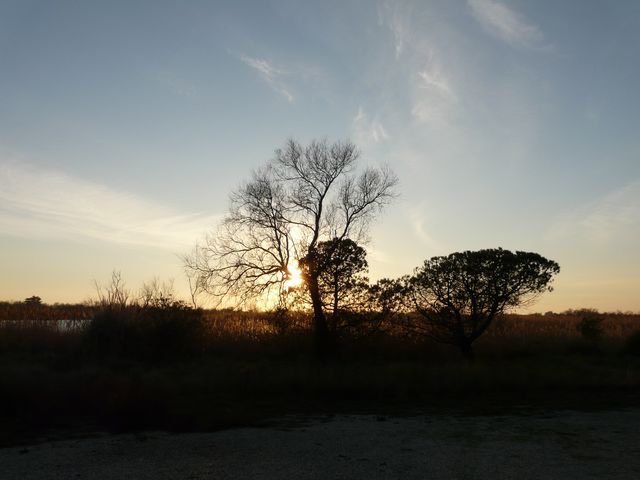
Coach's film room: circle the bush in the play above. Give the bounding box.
[575,309,604,341]
[83,303,206,361]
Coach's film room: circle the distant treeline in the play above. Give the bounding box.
[0,301,98,321]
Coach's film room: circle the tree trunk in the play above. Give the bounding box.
[331,273,339,334]
[307,274,331,359]
[460,339,475,364]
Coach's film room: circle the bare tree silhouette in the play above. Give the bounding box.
[185,138,397,356]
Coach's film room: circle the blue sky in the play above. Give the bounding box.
[1,0,639,311]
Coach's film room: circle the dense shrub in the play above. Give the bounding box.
[575,309,604,341]
[83,303,206,361]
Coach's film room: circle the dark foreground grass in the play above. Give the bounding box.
[1,352,639,447]
[1,308,639,446]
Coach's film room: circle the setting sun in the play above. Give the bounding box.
[284,260,303,290]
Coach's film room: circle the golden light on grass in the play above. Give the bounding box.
[284,260,303,291]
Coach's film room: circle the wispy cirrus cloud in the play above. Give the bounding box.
[239,55,294,102]
[377,3,461,126]
[417,68,457,101]
[468,0,546,49]
[546,180,640,244]
[352,107,389,147]
[411,53,459,125]
[406,203,445,252]
[0,160,220,250]
[377,1,409,59]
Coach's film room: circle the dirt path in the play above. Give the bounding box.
[2,408,639,479]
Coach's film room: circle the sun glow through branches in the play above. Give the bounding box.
[284,260,303,291]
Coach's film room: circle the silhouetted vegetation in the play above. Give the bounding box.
[625,330,640,356]
[24,295,42,306]
[1,251,638,446]
[406,249,560,360]
[83,304,206,362]
[575,308,605,342]
[1,290,639,446]
[0,300,96,322]
[185,138,398,358]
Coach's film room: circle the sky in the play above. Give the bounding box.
[1,0,639,312]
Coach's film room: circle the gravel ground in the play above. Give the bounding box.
[2,408,639,479]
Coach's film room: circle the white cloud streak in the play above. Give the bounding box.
[0,161,220,250]
[411,54,458,125]
[468,0,545,49]
[417,68,457,101]
[546,180,640,244]
[239,55,294,102]
[375,3,463,128]
[378,1,408,59]
[352,107,389,147]
[407,204,444,252]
